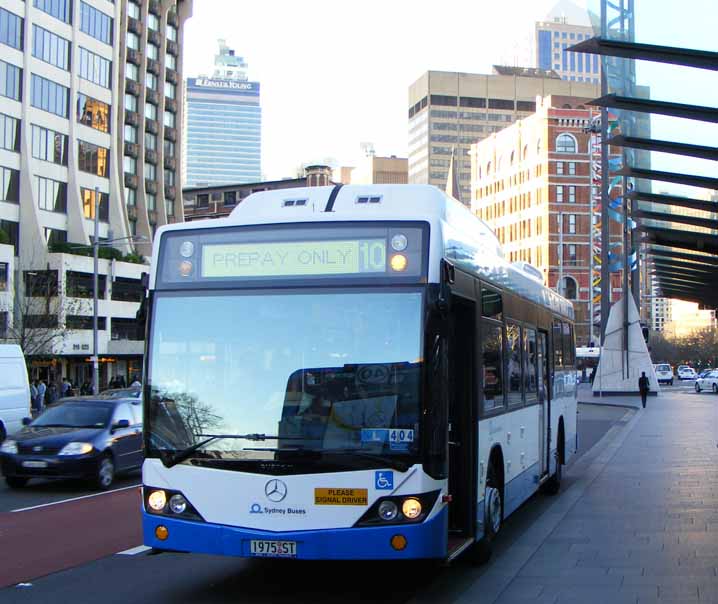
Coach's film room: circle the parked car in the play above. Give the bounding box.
[695,370,718,394]
[654,364,674,386]
[698,368,714,379]
[0,397,142,490]
[99,388,142,400]
[677,367,697,380]
[0,345,31,443]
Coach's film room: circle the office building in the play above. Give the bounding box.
[408,68,598,203]
[185,40,261,187]
[470,95,623,345]
[535,0,600,83]
[340,155,408,185]
[0,0,192,384]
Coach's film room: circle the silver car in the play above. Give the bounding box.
[695,370,718,393]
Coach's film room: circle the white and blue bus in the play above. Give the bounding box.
[141,184,577,562]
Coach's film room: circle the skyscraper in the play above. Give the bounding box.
[535,0,600,83]
[185,40,261,187]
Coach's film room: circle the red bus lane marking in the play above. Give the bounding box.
[0,487,142,588]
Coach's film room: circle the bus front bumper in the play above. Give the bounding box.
[143,507,448,560]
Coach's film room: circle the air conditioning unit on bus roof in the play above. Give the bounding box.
[512,261,544,283]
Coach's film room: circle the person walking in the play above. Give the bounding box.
[37,379,47,413]
[30,380,39,417]
[638,371,650,409]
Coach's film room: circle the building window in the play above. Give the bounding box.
[0,60,22,101]
[124,124,137,143]
[31,74,69,117]
[556,186,564,202]
[164,140,175,157]
[556,133,578,153]
[0,7,23,50]
[0,166,20,203]
[163,111,175,128]
[166,54,176,70]
[147,13,159,31]
[567,214,576,234]
[81,187,109,221]
[66,315,106,330]
[164,81,175,99]
[36,176,67,212]
[146,192,156,210]
[223,191,237,206]
[31,125,67,164]
[126,62,138,81]
[568,185,576,203]
[144,132,157,150]
[144,103,157,120]
[561,276,578,300]
[33,0,71,23]
[166,24,177,42]
[125,187,136,206]
[146,43,158,60]
[78,140,109,178]
[0,262,7,291]
[66,271,106,299]
[556,161,564,175]
[164,169,174,186]
[32,25,70,71]
[124,92,137,112]
[111,276,143,302]
[0,219,19,254]
[127,2,140,19]
[0,113,20,152]
[145,72,157,91]
[126,31,139,50]
[123,155,136,175]
[568,161,576,175]
[565,244,577,266]
[165,200,174,217]
[196,194,209,209]
[128,219,137,236]
[76,93,111,133]
[79,1,113,45]
[144,162,156,180]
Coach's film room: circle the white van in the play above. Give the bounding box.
[0,345,31,441]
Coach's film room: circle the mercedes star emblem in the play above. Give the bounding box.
[265,479,288,503]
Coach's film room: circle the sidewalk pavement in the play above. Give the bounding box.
[418,386,718,603]
[578,383,643,409]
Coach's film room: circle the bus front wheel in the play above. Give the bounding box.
[469,462,503,564]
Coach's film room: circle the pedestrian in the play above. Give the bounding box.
[37,379,47,413]
[589,366,597,385]
[46,382,58,406]
[61,377,71,397]
[638,371,650,409]
[130,375,141,388]
[30,380,39,416]
[81,380,91,395]
[118,375,126,388]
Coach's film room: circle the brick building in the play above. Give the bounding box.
[471,95,624,345]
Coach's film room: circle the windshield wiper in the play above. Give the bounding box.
[160,433,304,468]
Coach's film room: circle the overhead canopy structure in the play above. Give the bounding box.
[571,29,718,311]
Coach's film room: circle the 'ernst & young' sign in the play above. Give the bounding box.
[188,78,259,94]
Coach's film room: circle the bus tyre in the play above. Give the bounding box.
[469,464,503,564]
[543,451,562,495]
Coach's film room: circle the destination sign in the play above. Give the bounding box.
[201,239,387,278]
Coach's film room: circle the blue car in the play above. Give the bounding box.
[0,397,142,490]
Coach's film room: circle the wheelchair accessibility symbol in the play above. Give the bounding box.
[375,471,393,490]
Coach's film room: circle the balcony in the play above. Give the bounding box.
[146,58,160,75]
[124,110,139,126]
[164,156,176,170]
[123,141,138,158]
[145,119,159,134]
[124,173,138,189]
[165,68,178,85]
[126,48,141,66]
[127,16,143,35]
[125,79,140,96]
[147,29,161,46]
[145,149,158,164]
[165,185,176,200]
[148,0,161,16]
[165,98,177,113]
[166,40,179,56]
[145,180,158,195]
[167,11,179,27]
[146,89,159,105]
[164,126,176,142]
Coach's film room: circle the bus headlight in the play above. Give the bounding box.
[378,500,398,521]
[148,489,167,511]
[169,494,187,514]
[402,498,422,519]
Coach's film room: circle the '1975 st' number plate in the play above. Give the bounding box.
[249,540,297,557]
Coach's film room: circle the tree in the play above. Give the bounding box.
[649,327,718,368]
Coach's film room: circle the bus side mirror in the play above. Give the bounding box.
[437,260,455,314]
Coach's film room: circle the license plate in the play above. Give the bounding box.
[22,460,48,468]
[249,540,297,557]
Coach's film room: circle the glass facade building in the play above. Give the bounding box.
[185,78,261,187]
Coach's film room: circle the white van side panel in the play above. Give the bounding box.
[0,348,31,437]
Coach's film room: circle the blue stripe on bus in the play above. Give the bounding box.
[143,506,448,560]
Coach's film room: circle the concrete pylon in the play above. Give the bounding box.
[593,295,659,396]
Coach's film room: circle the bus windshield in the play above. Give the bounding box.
[146,289,423,468]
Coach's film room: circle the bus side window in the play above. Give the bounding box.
[481,286,502,321]
[524,327,538,404]
[552,319,563,369]
[481,321,504,413]
[563,322,575,366]
[506,322,522,407]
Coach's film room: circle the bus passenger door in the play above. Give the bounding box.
[537,331,549,477]
[447,295,477,539]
